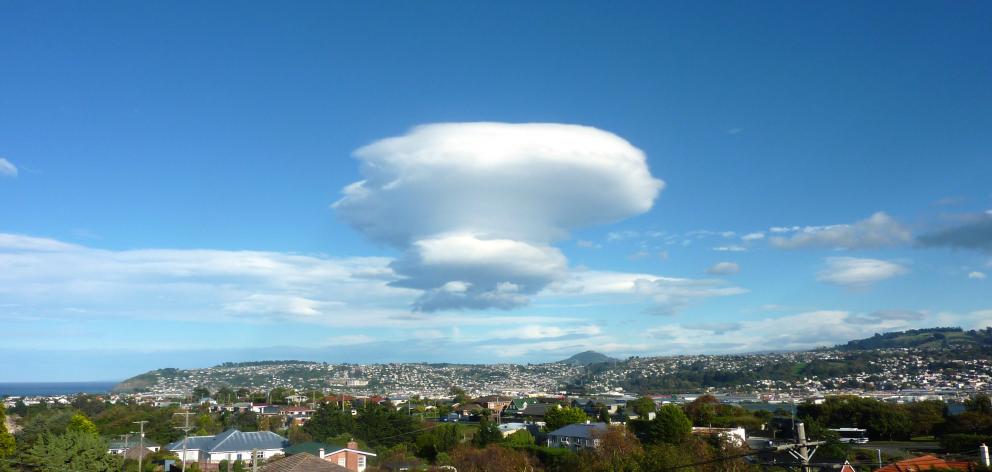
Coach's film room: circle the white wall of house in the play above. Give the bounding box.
[207,449,283,463]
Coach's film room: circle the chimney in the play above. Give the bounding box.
[347,440,358,450]
[981,443,990,467]
[318,448,325,459]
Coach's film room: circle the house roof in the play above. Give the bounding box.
[520,404,556,416]
[167,429,288,453]
[122,447,155,461]
[109,439,160,449]
[547,422,609,439]
[876,455,975,472]
[260,453,349,472]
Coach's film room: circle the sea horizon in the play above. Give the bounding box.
[0,381,120,397]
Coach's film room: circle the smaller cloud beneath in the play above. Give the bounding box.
[682,322,742,334]
[607,230,641,242]
[576,239,601,249]
[817,257,908,288]
[846,309,927,324]
[917,214,992,253]
[933,196,965,206]
[969,271,987,280]
[0,158,17,177]
[770,212,911,250]
[706,262,740,275]
[741,232,765,242]
[713,245,747,252]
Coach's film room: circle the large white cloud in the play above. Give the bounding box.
[334,122,664,311]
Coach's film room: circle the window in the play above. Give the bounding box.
[338,457,346,466]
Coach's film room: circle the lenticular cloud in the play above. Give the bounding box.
[334,122,664,311]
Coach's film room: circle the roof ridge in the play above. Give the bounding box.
[208,428,241,452]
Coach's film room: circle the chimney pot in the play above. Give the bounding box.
[318,448,325,459]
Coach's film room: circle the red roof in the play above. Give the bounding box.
[876,455,975,472]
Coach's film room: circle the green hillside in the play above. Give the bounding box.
[838,327,992,351]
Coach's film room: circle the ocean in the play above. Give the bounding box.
[0,381,118,397]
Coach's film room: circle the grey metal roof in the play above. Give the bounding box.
[547,422,608,439]
[167,429,288,453]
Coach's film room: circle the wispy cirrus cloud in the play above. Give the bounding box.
[548,269,746,315]
[0,158,17,177]
[816,257,908,287]
[333,122,664,311]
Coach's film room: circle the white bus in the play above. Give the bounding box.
[830,428,869,444]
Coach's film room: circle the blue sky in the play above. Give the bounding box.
[1,1,991,381]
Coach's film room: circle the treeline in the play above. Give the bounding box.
[798,394,992,452]
[840,327,992,351]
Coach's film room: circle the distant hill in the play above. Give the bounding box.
[837,327,992,351]
[561,351,619,365]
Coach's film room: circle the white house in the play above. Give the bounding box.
[166,429,288,464]
[547,422,608,451]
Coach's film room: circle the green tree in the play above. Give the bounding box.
[0,404,15,464]
[587,425,643,472]
[268,387,294,405]
[544,406,589,432]
[67,413,99,435]
[353,402,419,448]
[191,387,211,402]
[472,419,502,447]
[303,403,355,442]
[415,423,461,461]
[966,394,992,415]
[218,459,230,472]
[287,423,312,445]
[598,406,612,424]
[16,408,75,447]
[505,429,535,447]
[449,386,469,405]
[906,400,947,437]
[629,397,657,417]
[683,395,719,426]
[231,459,246,472]
[22,431,122,472]
[215,386,236,404]
[638,404,692,445]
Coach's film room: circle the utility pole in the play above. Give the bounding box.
[120,433,130,472]
[760,422,824,472]
[174,410,195,472]
[133,421,149,472]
